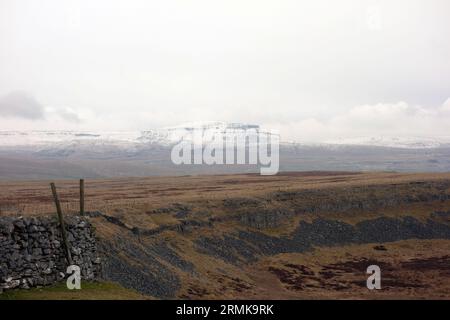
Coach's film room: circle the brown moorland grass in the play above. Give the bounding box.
[2,171,450,217]
[2,171,450,300]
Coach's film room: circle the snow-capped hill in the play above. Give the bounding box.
[0,131,141,147]
[0,122,278,151]
[1,125,450,150]
[325,136,450,149]
[1,124,450,178]
[139,122,277,145]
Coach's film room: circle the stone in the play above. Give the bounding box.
[67,232,75,242]
[13,220,25,229]
[28,225,39,233]
[43,268,52,275]
[0,216,101,293]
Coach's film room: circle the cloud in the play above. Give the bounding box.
[45,106,82,123]
[0,91,45,119]
[1,88,449,144]
[0,91,83,130]
[58,108,81,123]
[270,99,450,142]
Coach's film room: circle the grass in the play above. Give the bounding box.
[0,281,150,300]
[2,172,450,299]
[2,171,450,217]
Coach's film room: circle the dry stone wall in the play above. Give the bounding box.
[0,215,101,293]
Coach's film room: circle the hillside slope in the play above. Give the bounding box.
[1,172,450,299]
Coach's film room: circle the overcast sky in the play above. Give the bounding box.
[0,0,449,141]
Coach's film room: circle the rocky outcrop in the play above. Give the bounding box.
[195,216,450,264]
[98,238,184,298]
[272,181,450,213]
[85,210,211,236]
[0,216,101,293]
[239,208,291,229]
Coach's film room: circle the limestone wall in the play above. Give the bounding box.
[0,215,101,292]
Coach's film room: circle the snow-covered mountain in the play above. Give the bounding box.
[0,122,278,150]
[0,131,141,147]
[324,136,450,149]
[1,122,450,150]
[1,122,450,179]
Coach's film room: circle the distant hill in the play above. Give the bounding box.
[1,123,450,179]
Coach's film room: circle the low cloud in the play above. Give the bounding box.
[0,91,45,119]
[45,106,82,123]
[272,99,450,142]
[2,89,449,142]
[0,91,83,129]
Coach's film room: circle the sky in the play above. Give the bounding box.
[0,0,449,141]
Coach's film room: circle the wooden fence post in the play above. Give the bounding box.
[80,179,85,216]
[50,182,73,265]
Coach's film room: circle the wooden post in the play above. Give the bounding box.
[80,179,85,216]
[50,182,73,265]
